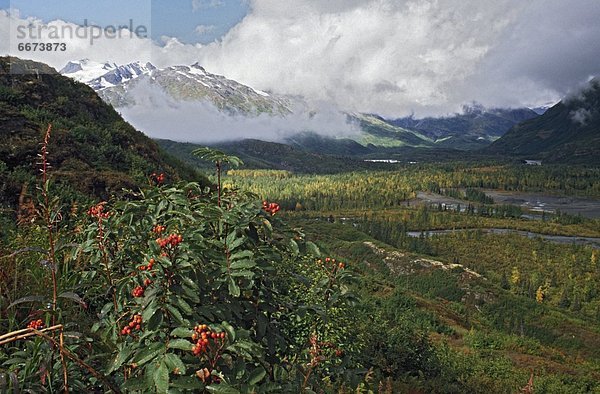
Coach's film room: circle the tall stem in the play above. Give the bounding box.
[40,124,58,322]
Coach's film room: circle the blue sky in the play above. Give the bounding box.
[1,0,249,44]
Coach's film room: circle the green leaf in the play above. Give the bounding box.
[154,361,169,394]
[167,339,193,351]
[227,236,245,252]
[121,377,148,391]
[230,250,253,261]
[306,241,321,256]
[142,299,159,322]
[107,346,133,374]
[247,366,267,385]
[164,353,186,375]
[165,304,186,324]
[228,277,240,297]
[131,342,164,366]
[147,310,164,331]
[230,270,254,279]
[175,297,193,315]
[229,259,256,270]
[8,295,45,309]
[289,239,299,256]
[257,314,268,338]
[171,376,204,390]
[170,327,193,338]
[222,321,236,342]
[206,384,241,394]
[58,291,86,307]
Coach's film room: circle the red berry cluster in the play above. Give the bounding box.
[121,314,143,336]
[151,172,165,184]
[87,202,111,219]
[138,258,156,271]
[191,324,226,356]
[317,257,345,271]
[27,319,44,330]
[132,285,145,298]
[152,224,166,234]
[156,233,183,249]
[262,200,280,216]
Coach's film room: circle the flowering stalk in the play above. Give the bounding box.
[38,124,58,319]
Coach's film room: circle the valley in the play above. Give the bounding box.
[0,56,599,393]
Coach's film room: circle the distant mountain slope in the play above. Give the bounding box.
[487,80,600,164]
[60,59,156,89]
[390,106,539,149]
[59,60,538,151]
[157,138,397,174]
[63,60,292,117]
[0,56,202,203]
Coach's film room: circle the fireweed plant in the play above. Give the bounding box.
[1,140,360,392]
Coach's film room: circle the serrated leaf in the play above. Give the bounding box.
[132,342,164,366]
[228,277,240,297]
[170,327,193,338]
[206,384,241,394]
[121,377,147,391]
[107,346,133,374]
[306,241,320,256]
[221,321,236,342]
[147,310,164,331]
[165,304,185,324]
[247,366,266,385]
[154,361,169,394]
[171,376,204,390]
[167,339,193,351]
[175,297,193,315]
[230,250,253,261]
[229,259,256,270]
[142,299,159,322]
[164,353,186,375]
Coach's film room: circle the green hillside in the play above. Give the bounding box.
[487,80,600,164]
[0,56,203,205]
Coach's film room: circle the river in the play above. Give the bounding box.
[407,228,600,249]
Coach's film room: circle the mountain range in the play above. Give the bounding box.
[60,59,538,151]
[487,80,600,165]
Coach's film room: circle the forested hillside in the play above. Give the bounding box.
[487,80,600,164]
[0,57,201,206]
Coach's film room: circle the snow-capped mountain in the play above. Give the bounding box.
[59,59,118,82]
[60,59,156,90]
[60,60,292,117]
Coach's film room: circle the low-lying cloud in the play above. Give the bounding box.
[115,81,360,143]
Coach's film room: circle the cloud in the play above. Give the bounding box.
[195,0,600,117]
[192,0,224,11]
[570,108,592,126]
[195,24,216,36]
[3,1,600,119]
[114,79,360,143]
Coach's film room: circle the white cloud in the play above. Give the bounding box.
[195,0,600,117]
[115,79,359,143]
[195,24,216,36]
[3,1,600,119]
[570,108,592,126]
[192,0,224,11]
